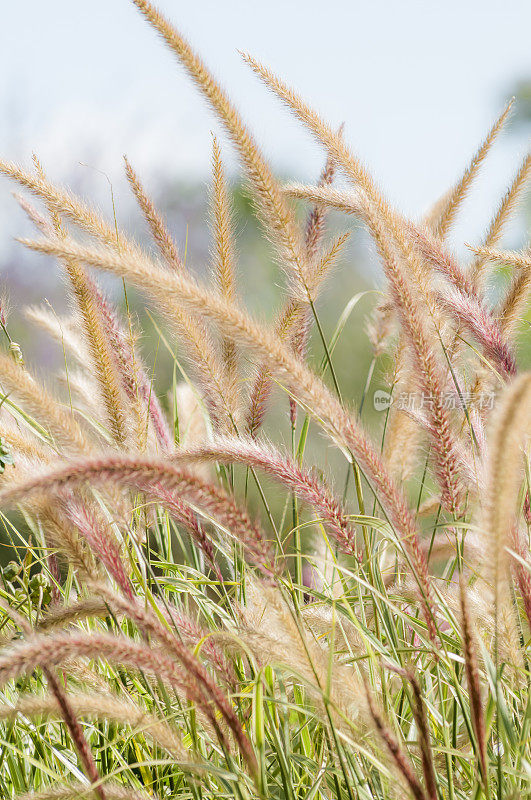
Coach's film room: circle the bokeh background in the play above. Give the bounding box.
[0,0,530,417]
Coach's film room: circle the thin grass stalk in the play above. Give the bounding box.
[482,373,531,668]
[122,159,236,443]
[406,671,437,800]
[172,437,358,557]
[458,578,488,784]
[43,669,107,800]
[89,286,173,451]
[364,681,428,800]
[432,100,514,239]
[124,156,183,270]
[467,244,531,333]
[247,297,303,437]
[352,205,463,514]
[149,484,223,581]
[40,501,100,580]
[438,287,517,377]
[470,151,531,292]
[385,663,437,800]
[63,499,134,599]
[31,156,129,446]
[209,137,240,421]
[290,147,339,426]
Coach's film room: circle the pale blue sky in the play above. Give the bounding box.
[1,1,530,241]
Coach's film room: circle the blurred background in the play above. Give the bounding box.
[0,0,530,416]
